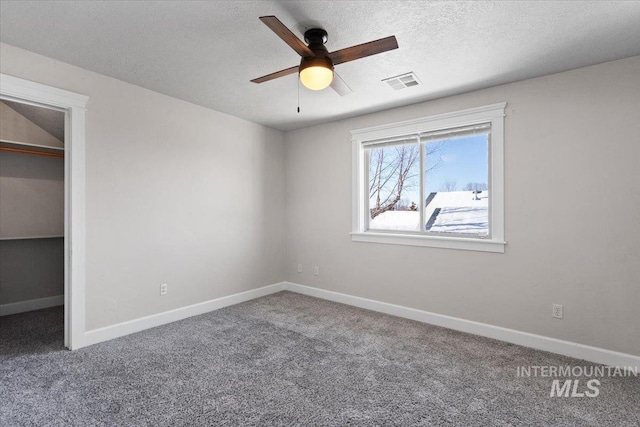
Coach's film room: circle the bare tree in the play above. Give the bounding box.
[440,180,457,192]
[369,142,445,219]
[463,182,488,191]
[369,145,419,219]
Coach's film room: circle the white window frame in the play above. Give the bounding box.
[351,103,506,253]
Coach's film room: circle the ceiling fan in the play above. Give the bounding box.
[251,16,398,96]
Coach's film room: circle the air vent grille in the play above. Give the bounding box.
[382,72,421,90]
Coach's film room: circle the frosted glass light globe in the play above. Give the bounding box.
[300,66,334,90]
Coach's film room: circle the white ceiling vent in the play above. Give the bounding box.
[382,72,421,90]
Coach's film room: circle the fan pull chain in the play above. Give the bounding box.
[297,77,300,113]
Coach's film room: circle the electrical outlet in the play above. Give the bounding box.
[160,283,168,296]
[552,304,563,319]
[313,266,319,276]
[297,264,302,273]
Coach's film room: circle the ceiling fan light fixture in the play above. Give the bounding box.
[299,56,334,90]
[251,16,398,97]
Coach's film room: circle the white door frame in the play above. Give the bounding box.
[0,73,88,350]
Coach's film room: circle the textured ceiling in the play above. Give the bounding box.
[1,1,639,131]
[1,100,65,141]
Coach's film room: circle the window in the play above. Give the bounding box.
[351,103,506,252]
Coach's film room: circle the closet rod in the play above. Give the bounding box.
[0,146,64,158]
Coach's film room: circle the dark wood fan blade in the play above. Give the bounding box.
[251,65,299,83]
[259,16,313,57]
[330,71,353,96]
[329,35,398,66]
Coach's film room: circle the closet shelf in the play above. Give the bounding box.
[0,235,64,241]
[0,139,64,158]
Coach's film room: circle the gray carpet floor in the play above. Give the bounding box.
[1,291,638,426]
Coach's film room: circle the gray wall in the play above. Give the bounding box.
[1,43,286,330]
[2,41,637,357]
[0,100,64,148]
[0,149,65,306]
[0,238,64,304]
[0,105,65,306]
[0,150,64,239]
[284,56,640,357]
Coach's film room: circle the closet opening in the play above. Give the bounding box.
[0,99,66,350]
[1,73,88,350]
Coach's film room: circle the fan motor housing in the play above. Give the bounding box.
[304,28,328,46]
[300,28,333,74]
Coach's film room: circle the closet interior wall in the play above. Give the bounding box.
[0,100,65,314]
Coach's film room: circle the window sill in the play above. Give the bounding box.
[350,232,505,253]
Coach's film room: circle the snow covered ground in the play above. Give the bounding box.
[369,191,489,235]
[369,211,421,231]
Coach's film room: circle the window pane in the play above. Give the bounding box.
[368,143,421,231]
[424,133,489,236]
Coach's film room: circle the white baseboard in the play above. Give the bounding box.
[0,295,64,316]
[82,282,287,348]
[76,280,639,368]
[282,282,640,369]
